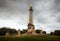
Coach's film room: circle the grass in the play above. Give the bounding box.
[0,35,60,41]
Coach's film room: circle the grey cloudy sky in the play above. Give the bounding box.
[0,0,60,33]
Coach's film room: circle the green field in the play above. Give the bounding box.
[0,35,60,41]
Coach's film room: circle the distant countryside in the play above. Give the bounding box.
[0,27,60,41]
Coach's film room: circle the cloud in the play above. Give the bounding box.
[53,0,60,12]
[0,0,7,7]
[0,0,60,33]
[33,0,56,23]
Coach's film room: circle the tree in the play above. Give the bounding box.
[54,30,60,36]
[42,31,46,34]
[0,27,17,35]
[21,29,27,34]
[0,27,7,35]
[50,32,54,35]
[35,29,41,34]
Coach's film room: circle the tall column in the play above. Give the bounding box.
[27,4,35,35]
[29,4,33,24]
[28,4,34,29]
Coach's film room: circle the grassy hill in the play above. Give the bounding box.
[0,35,60,41]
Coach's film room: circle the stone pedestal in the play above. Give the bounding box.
[17,29,21,37]
[40,30,43,35]
[5,32,10,37]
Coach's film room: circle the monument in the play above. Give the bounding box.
[27,4,36,35]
